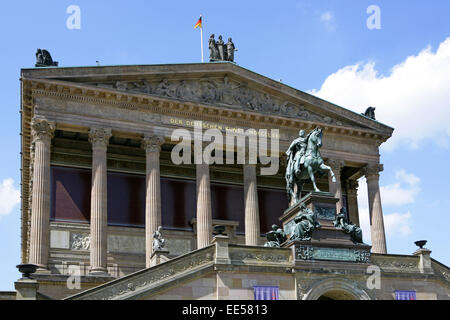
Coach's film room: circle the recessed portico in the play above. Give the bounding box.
[21,63,391,295]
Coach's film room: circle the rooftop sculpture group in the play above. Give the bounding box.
[209,34,237,62]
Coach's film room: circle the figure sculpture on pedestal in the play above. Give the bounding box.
[290,205,321,241]
[285,127,337,204]
[264,224,287,247]
[217,35,225,60]
[152,226,166,252]
[226,38,237,62]
[209,34,220,61]
[333,208,363,244]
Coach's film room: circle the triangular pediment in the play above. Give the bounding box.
[22,62,393,136]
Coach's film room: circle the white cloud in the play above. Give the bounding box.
[0,178,20,219]
[384,212,412,237]
[358,204,413,243]
[357,170,418,243]
[319,11,336,31]
[310,37,450,150]
[320,11,334,22]
[380,170,420,206]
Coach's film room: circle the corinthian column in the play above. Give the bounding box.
[88,128,111,275]
[29,118,55,271]
[141,135,164,268]
[363,164,387,254]
[196,139,213,250]
[328,159,344,212]
[244,163,260,246]
[196,162,212,249]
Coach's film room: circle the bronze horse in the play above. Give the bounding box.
[285,127,336,204]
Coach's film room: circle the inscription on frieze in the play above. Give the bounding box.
[295,245,370,263]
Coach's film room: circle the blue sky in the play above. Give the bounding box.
[1,0,450,290]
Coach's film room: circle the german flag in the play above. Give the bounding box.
[194,16,202,29]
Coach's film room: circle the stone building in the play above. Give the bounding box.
[14,62,449,300]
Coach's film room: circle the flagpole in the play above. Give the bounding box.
[200,15,204,63]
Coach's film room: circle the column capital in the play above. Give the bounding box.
[31,118,55,142]
[326,158,345,171]
[141,135,164,153]
[88,128,112,149]
[362,163,384,178]
[346,179,359,193]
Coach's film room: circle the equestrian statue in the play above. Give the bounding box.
[285,127,336,204]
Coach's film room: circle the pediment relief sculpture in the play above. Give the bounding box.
[94,77,360,128]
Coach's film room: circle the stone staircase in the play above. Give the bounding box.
[65,244,216,300]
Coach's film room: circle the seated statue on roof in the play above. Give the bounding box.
[35,49,58,67]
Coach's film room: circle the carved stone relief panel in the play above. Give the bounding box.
[70,233,91,251]
[92,78,358,128]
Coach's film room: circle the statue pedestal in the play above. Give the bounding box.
[279,191,366,248]
[277,192,372,263]
[280,192,338,236]
[150,250,170,267]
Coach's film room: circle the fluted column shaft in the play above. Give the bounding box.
[88,128,111,275]
[345,179,360,226]
[29,119,55,270]
[364,164,387,254]
[142,135,164,268]
[196,162,212,249]
[328,159,344,212]
[244,164,260,245]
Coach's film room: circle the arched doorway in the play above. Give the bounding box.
[317,290,358,300]
[303,278,371,300]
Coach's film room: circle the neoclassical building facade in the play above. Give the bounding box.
[16,62,449,300]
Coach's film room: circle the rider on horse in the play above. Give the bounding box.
[286,130,307,177]
[285,127,336,204]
